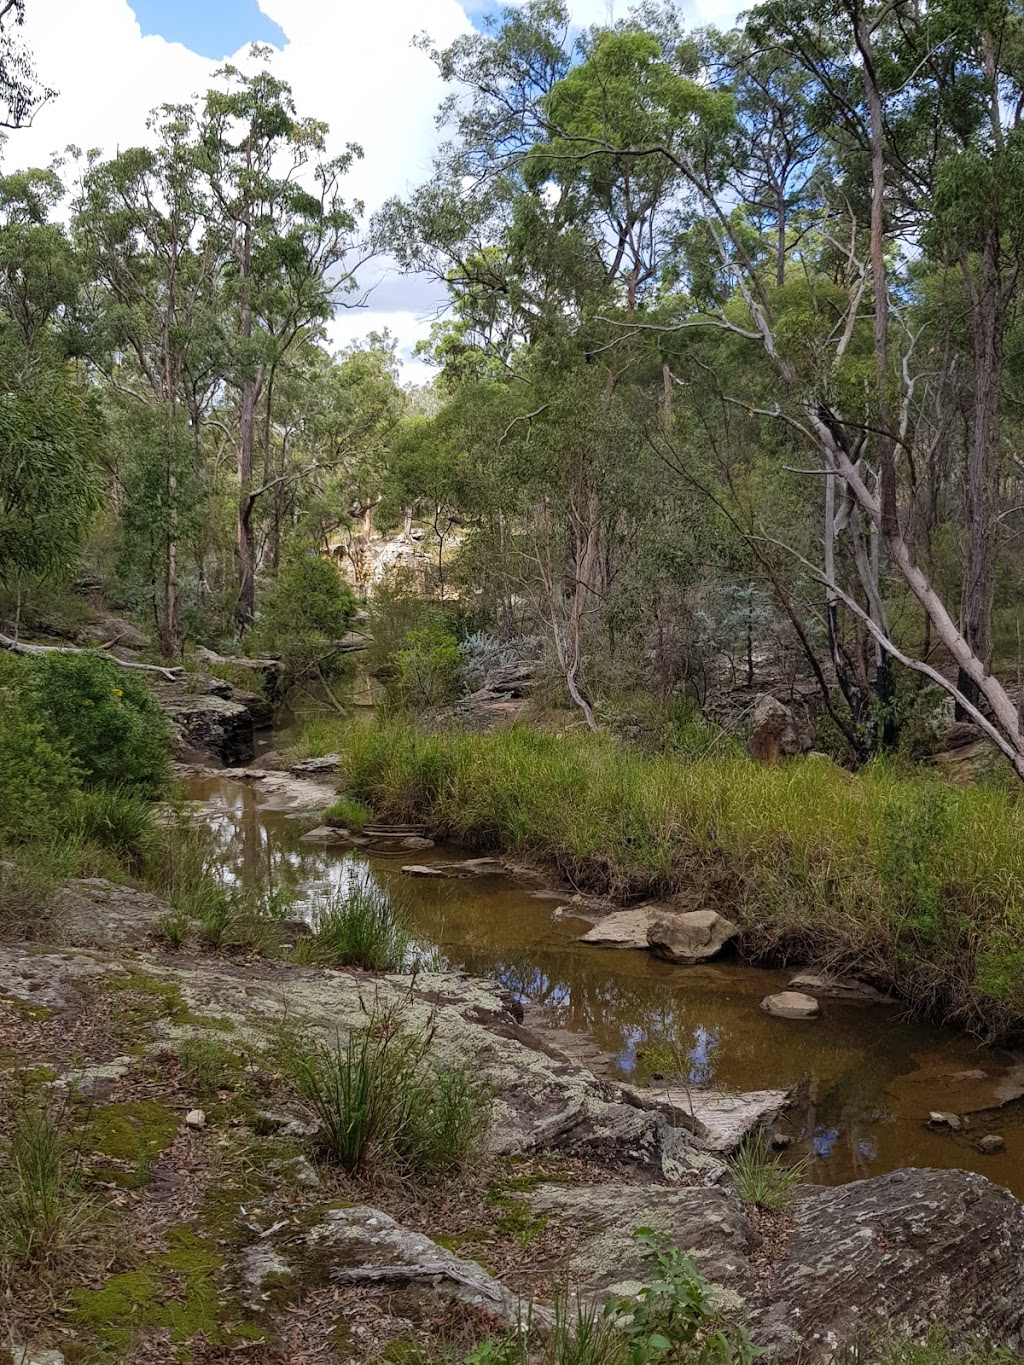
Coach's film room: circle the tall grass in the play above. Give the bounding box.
[327,720,1024,1036]
[295,884,412,970]
[728,1133,808,1210]
[285,1011,490,1182]
[0,1095,96,1285]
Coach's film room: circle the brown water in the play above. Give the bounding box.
[187,771,1024,1197]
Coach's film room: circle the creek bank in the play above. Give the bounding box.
[6,875,1024,1361]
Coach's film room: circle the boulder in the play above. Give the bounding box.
[578,907,661,949]
[647,910,737,965]
[978,1134,1005,1154]
[163,693,255,766]
[748,694,811,762]
[788,970,892,1005]
[762,990,820,1020]
[76,615,150,651]
[619,1083,790,1152]
[753,1169,1024,1360]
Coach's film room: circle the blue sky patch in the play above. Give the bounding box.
[130,1,286,60]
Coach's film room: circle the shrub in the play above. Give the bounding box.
[295,884,411,971]
[0,656,81,845]
[0,1094,95,1285]
[28,649,171,795]
[286,1011,490,1182]
[728,1133,808,1210]
[394,623,462,708]
[605,1229,761,1365]
[253,549,356,694]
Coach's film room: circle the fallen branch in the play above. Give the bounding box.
[0,633,185,683]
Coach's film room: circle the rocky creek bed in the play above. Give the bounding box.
[5,756,1024,1361]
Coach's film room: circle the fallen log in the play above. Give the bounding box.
[0,633,185,682]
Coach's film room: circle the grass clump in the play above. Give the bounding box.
[325,793,371,832]
[834,1327,1018,1364]
[728,1133,808,1210]
[326,719,1024,1036]
[295,884,411,971]
[0,1094,96,1286]
[177,1035,245,1097]
[284,1010,490,1183]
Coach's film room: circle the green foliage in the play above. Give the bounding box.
[295,884,412,971]
[833,1327,1018,1365]
[28,650,171,795]
[324,793,371,832]
[0,655,81,845]
[176,1036,244,1096]
[605,1230,761,1365]
[67,785,159,868]
[285,1011,490,1182]
[394,622,462,708]
[253,549,356,693]
[728,1134,808,1210]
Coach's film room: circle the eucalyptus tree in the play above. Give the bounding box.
[198,54,364,629]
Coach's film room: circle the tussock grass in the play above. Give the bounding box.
[0,1095,97,1286]
[729,1133,808,1209]
[295,884,411,971]
[328,720,1024,1037]
[284,1010,490,1183]
[324,793,371,832]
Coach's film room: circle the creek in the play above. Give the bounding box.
[186,768,1024,1198]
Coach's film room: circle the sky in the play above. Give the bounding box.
[11,0,743,383]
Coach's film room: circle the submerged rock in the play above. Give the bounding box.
[978,1134,1005,1154]
[299,826,353,845]
[788,971,892,1005]
[762,990,820,1020]
[647,910,737,965]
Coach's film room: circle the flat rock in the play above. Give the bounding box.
[788,971,892,1005]
[76,615,150,651]
[762,990,820,1020]
[401,864,455,878]
[52,878,175,948]
[928,1110,962,1130]
[578,907,660,949]
[299,826,352,845]
[523,1182,756,1298]
[240,1204,545,1328]
[647,910,737,965]
[619,1083,790,1152]
[753,1169,1024,1359]
[289,755,341,775]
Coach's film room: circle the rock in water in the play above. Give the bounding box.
[762,990,820,1019]
[578,907,661,949]
[748,694,811,762]
[978,1134,1005,1154]
[647,910,737,965]
[753,1169,1024,1359]
[788,970,891,1004]
[928,1110,962,1131]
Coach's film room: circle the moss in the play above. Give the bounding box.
[485,1175,548,1248]
[73,1226,266,1351]
[85,1099,178,1168]
[0,987,56,1022]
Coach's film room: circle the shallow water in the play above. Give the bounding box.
[187,770,1024,1197]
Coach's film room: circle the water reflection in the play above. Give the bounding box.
[186,773,1024,1198]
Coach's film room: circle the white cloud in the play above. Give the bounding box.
[10,0,742,377]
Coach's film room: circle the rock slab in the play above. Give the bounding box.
[619,1083,790,1152]
[578,907,660,949]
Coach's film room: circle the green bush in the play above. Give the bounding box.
[295,884,411,970]
[394,623,462,708]
[286,1011,490,1182]
[0,660,81,845]
[605,1230,761,1365]
[253,549,356,694]
[28,650,171,795]
[68,786,159,868]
